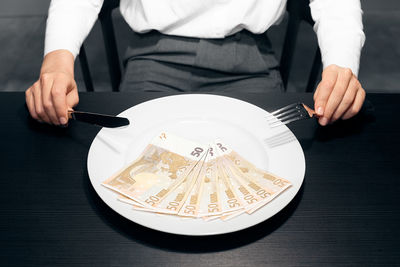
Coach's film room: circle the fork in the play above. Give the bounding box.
[267,102,319,128]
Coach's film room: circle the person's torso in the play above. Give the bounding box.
[120,0,287,38]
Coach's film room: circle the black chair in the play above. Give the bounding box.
[78,0,121,92]
[280,0,322,92]
[78,0,321,92]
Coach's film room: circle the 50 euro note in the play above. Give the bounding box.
[203,144,270,221]
[208,164,247,221]
[148,149,209,215]
[122,151,209,215]
[214,140,292,214]
[201,153,247,221]
[178,144,230,218]
[102,132,208,210]
[197,146,223,218]
[118,194,145,208]
[205,155,269,221]
[176,151,209,218]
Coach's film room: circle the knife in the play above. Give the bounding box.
[68,110,130,128]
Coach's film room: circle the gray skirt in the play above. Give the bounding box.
[119,30,283,93]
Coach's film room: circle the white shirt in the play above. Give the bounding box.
[45,0,365,75]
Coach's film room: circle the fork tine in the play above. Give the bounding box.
[268,103,314,128]
[264,130,296,147]
[267,104,300,123]
[279,110,303,122]
[279,115,308,125]
[269,114,304,128]
[268,103,302,122]
[268,110,299,124]
[270,102,301,116]
[272,107,300,120]
[269,116,305,128]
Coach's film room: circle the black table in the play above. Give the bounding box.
[1,92,399,266]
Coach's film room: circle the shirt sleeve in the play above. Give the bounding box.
[44,0,104,58]
[309,0,365,76]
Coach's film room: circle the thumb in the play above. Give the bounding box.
[66,86,79,109]
[314,70,337,117]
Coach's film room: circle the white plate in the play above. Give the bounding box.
[87,94,305,236]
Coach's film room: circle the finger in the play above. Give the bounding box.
[314,69,338,118]
[313,77,323,103]
[31,82,51,123]
[40,75,59,125]
[342,88,366,120]
[331,77,359,122]
[320,68,353,125]
[51,78,70,125]
[66,84,79,109]
[25,88,39,121]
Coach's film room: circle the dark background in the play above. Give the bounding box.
[0,0,399,93]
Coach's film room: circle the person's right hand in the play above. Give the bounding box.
[25,49,79,126]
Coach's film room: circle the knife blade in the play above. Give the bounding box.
[68,110,130,128]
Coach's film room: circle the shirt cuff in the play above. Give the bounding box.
[44,33,81,59]
[319,32,365,76]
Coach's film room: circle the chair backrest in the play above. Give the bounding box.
[280,0,322,92]
[79,0,321,92]
[98,0,121,92]
[78,0,121,92]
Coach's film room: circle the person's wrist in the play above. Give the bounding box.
[40,49,75,78]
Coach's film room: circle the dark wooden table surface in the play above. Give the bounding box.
[0,92,399,266]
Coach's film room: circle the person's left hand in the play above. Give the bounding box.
[313,64,366,126]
